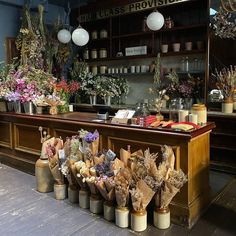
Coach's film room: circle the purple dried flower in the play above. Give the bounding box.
[83,130,99,143]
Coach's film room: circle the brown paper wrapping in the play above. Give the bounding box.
[95,178,115,202]
[162,145,175,170]
[71,162,87,190]
[130,180,155,212]
[86,180,99,195]
[111,158,125,172]
[120,148,130,167]
[93,155,105,165]
[90,138,99,156]
[41,137,55,159]
[160,182,179,209]
[49,163,64,185]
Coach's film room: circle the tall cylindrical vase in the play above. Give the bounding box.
[89,95,97,105]
[13,101,21,113]
[153,207,170,229]
[104,96,111,106]
[23,101,34,114]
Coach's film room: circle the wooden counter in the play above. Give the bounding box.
[0,112,215,228]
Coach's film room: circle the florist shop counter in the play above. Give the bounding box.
[0,112,215,228]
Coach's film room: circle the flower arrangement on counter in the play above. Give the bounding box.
[38,128,187,231]
[212,65,236,100]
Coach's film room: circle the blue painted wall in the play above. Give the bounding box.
[0,1,65,62]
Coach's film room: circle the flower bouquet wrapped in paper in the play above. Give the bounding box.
[130,179,155,212]
[114,168,132,208]
[46,138,64,185]
[95,176,115,202]
[159,169,187,209]
[83,130,99,157]
[130,179,155,231]
[74,160,89,190]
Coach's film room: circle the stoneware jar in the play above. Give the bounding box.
[91,30,98,40]
[35,157,54,193]
[191,104,207,125]
[115,206,129,228]
[222,98,233,113]
[131,209,147,232]
[153,207,170,229]
[90,195,103,214]
[54,183,67,200]
[99,48,107,58]
[79,189,90,209]
[100,29,108,38]
[68,186,79,203]
[103,201,115,221]
[91,49,98,59]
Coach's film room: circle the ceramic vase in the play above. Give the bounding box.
[131,209,147,232]
[103,201,115,221]
[79,189,90,209]
[90,195,103,214]
[222,98,233,113]
[115,206,129,228]
[68,186,79,203]
[54,183,67,200]
[153,207,170,229]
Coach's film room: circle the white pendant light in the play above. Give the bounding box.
[146,11,164,31]
[72,25,89,46]
[57,29,71,44]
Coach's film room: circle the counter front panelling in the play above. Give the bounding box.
[0,112,215,228]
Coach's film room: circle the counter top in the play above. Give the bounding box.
[0,111,215,140]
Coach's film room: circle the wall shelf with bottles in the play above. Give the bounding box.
[71,0,208,102]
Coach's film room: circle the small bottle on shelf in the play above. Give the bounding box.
[185,56,189,72]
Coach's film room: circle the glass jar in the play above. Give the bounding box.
[191,104,207,125]
[83,48,89,60]
[91,65,98,75]
[100,65,107,74]
[100,29,108,39]
[99,48,107,58]
[135,103,150,126]
[91,30,98,40]
[91,49,97,59]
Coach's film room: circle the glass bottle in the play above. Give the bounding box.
[181,57,185,72]
[185,56,189,72]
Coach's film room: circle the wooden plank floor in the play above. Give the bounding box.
[0,163,235,236]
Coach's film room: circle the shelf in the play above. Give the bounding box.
[176,70,205,74]
[90,38,110,42]
[111,24,206,40]
[96,72,154,77]
[85,50,205,63]
[158,24,207,33]
[85,54,156,62]
[161,50,205,57]
[112,31,153,39]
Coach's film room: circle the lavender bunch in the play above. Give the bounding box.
[84,130,99,143]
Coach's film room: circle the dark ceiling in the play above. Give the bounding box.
[48,0,89,8]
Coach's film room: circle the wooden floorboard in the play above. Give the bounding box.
[0,163,235,236]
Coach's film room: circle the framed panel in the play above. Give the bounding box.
[0,121,12,148]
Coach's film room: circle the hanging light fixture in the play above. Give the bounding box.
[57,29,71,44]
[57,2,71,44]
[72,25,89,46]
[71,0,89,46]
[146,10,164,31]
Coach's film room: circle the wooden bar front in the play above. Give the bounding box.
[0,112,215,228]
